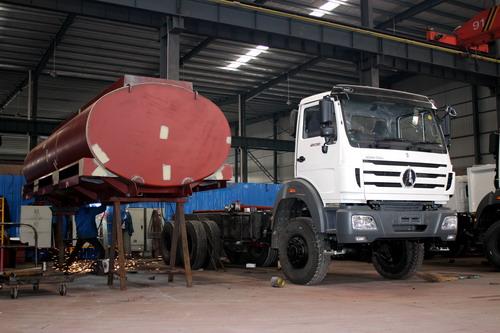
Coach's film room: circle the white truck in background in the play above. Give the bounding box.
[440,137,500,268]
[271,85,458,285]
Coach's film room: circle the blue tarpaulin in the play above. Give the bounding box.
[0,175,29,224]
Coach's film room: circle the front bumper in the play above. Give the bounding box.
[332,206,456,244]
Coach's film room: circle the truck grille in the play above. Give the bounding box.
[362,160,447,189]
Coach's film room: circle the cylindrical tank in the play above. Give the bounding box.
[23,82,231,187]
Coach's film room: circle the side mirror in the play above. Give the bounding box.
[319,96,336,153]
[289,109,298,138]
[436,105,457,148]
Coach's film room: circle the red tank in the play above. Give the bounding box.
[23,76,231,191]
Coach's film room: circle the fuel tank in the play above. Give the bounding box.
[23,76,231,188]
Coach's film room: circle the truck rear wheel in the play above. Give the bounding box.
[278,217,330,285]
[484,221,500,269]
[372,240,424,279]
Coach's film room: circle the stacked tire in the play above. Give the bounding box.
[160,219,223,270]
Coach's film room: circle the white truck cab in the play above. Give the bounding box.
[272,85,458,285]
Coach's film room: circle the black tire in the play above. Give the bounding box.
[278,217,330,285]
[160,222,173,266]
[247,246,279,267]
[372,240,424,279]
[484,221,500,269]
[180,220,208,270]
[201,219,222,269]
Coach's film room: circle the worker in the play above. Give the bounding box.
[66,204,106,267]
[122,207,134,257]
[107,206,134,258]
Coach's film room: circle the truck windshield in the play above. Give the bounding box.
[341,94,446,153]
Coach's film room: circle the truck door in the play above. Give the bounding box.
[295,101,339,197]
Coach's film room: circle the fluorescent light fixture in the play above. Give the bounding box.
[223,45,269,70]
[227,62,242,69]
[310,1,345,17]
[320,1,340,11]
[236,55,252,63]
[309,9,325,17]
[247,49,263,57]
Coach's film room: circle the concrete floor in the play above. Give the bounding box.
[1,257,499,333]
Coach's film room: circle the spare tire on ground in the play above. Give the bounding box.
[184,220,208,270]
[160,222,173,266]
[200,219,222,269]
[159,220,208,270]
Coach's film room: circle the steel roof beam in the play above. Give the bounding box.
[180,37,214,65]
[216,56,324,106]
[4,0,498,85]
[0,13,76,112]
[376,0,446,30]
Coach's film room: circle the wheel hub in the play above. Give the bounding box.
[287,235,308,269]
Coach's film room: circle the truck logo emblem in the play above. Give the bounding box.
[402,169,416,187]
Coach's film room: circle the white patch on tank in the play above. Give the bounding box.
[92,165,109,177]
[162,164,171,181]
[226,136,231,144]
[159,125,169,140]
[91,143,110,164]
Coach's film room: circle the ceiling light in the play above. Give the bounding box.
[236,55,252,63]
[256,45,269,50]
[320,1,340,11]
[309,9,325,17]
[227,62,242,68]
[247,49,263,57]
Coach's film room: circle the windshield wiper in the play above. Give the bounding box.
[413,141,444,152]
[373,138,412,150]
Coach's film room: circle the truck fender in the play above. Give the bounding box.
[476,189,500,232]
[271,178,327,248]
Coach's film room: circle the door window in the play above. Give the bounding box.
[302,104,335,139]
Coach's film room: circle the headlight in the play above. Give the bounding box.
[441,215,457,231]
[352,215,377,230]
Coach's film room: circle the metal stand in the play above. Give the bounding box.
[108,200,127,290]
[168,201,192,287]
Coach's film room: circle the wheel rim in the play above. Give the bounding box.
[287,235,308,269]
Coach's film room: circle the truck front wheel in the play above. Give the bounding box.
[278,217,330,285]
[372,240,424,279]
[484,221,500,269]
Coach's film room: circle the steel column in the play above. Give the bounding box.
[273,114,279,183]
[238,95,248,182]
[160,16,182,80]
[360,55,379,87]
[234,148,239,183]
[472,85,481,164]
[361,0,373,29]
